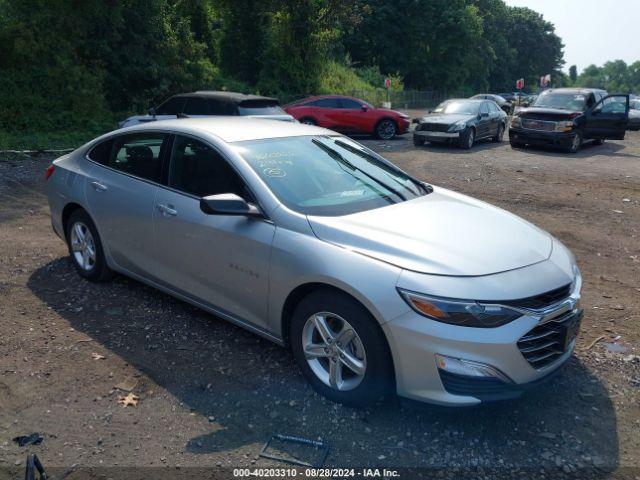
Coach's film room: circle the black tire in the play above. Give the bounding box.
[65,209,114,282]
[510,139,524,149]
[290,290,394,407]
[566,133,582,153]
[493,124,505,142]
[299,117,317,126]
[375,118,397,140]
[458,127,475,149]
[413,135,425,146]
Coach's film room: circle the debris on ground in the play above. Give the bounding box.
[13,433,43,447]
[118,393,140,407]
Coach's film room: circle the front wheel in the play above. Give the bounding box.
[413,135,425,146]
[566,133,582,153]
[65,209,114,282]
[375,119,397,140]
[290,290,394,407]
[458,127,475,149]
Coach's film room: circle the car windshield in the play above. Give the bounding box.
[433,100,480,115]
[233,136,429,216]
[533,92,587,111]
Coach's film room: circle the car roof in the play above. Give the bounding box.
[119,117,335,143]
[178,91,279,104]
[541,88,607,95]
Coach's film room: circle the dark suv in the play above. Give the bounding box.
[119,91,294,128]
[509,88,630,153]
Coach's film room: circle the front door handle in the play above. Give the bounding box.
[91,181,108,192]
[157,203,178,217]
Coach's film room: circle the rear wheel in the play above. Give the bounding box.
[65,209,114,282]
[458,127,475,149]
[375,119,397,140]
[290,290,394,407]
[493,124,505,142]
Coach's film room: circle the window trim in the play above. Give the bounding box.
[84,130,271,220]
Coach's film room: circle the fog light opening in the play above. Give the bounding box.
[435,354,512,383]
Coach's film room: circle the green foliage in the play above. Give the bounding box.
[0,0,577,149]
[569,65,578,84]
[575,61,640,93]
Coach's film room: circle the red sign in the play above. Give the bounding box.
[516,78,524,90]
[384,77,391,89]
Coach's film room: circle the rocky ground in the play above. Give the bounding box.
[0,130,638,479]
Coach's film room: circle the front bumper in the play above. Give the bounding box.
[382,253,582,406]
[414,131,460,140]
[509,127,577,148]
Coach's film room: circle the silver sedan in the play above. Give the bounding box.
[46,118,582,406]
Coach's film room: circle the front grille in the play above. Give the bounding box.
[439,370,521,401]
[419,123,450,132]
[517,310,581,369]
[497,283,572,310]
[522,118,556,131]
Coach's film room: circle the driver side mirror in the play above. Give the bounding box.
[200,193,263,217]
[148,107,156,117]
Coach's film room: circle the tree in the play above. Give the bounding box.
[569,65,577,84]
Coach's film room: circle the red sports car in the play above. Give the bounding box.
[284,95,410,140]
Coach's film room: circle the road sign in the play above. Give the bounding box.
[516,78,524,90]
[384,77,391,89]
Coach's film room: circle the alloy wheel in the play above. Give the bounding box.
[70,221,96,271]
[377,120,396,140]
[467,129,475,148]
[301,312,367,391]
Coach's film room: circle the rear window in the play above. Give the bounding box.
[238,100,285,116]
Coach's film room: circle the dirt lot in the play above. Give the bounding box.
[1,131,639,479]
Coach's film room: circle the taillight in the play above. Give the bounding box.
[45,164,55,180]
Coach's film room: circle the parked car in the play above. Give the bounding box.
[628,98,640,131]
[283,95,410,140]
[509,88,630,153]
[118,91,294,128]
[470,94,512,114]
[45,117,582,407]
[413,99,508,149]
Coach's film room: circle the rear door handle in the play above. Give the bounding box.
[157,203,177,217]
[91,181,108,192]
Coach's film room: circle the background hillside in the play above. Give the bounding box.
[0,0,637,148]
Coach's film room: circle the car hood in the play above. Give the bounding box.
[245,114,296,122]
[418,113,475,125]
[307,187,553,276]
[517,107,581,120]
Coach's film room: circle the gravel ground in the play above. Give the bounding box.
[0,131,639,479]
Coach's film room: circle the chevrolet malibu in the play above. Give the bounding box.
[46,118,582,407]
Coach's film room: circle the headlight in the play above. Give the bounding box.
[555,120,575,132]
[511,115,521,127]
[398,289,522,328]
[449,120,467,132]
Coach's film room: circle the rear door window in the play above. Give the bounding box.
[108,133,167,183]
[238,100,285,116]
[184,97,210,115]
[87,139,114,165]
[311,98,340,108]
[156,96,186,115]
